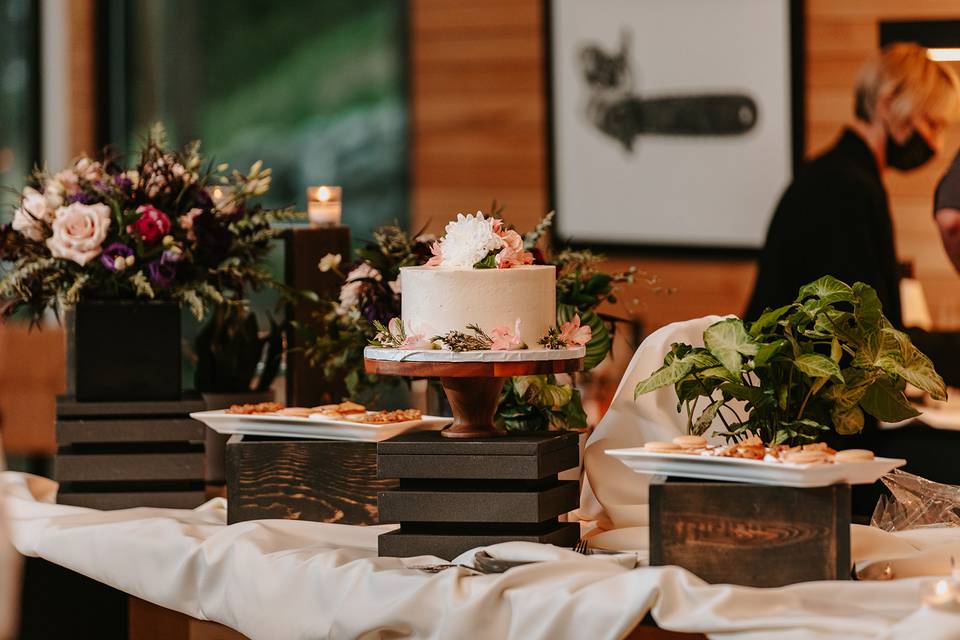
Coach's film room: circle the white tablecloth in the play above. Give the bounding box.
[5,471,960,640]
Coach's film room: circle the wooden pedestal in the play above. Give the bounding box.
[225,434,398,525]
[649,480,851,587]
[377,431,581,560]
[54,396,206,509]
[282,224,351,407]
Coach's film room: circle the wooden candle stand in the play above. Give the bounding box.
[364,355,583,438]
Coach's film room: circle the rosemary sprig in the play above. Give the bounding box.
[433,323,494,351]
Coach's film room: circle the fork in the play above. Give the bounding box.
[573,538,591,555]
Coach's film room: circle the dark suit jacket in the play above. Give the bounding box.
[747,129,901,325]
[747,128,960,386]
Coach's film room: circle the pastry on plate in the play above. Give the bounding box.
[225,402,284,415]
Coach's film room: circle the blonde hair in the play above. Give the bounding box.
[854,43,960,126]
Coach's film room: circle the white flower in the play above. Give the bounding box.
[336,264,381,316]
[318,253,342,272]
[42,178,64,208]
[434,212,503,268]
[46,203,111,266]
[12,187,53,241]
[73,157,103,182]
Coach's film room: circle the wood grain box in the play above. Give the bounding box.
[377,431,581,560]
[54,396,206,510]
[649,480,851,587]
[225,434,398,525]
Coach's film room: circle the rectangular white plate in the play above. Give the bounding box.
[190,410,452,442]
[605,448,906,487]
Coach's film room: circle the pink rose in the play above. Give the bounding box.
[559,314,592,347]
[495,229,534,269]
[127,205,171,245]
[491,319,527,351]
[46,203,111,266]
[12,188,52,241]
[178,207,203,242]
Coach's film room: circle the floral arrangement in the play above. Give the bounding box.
[634,276,946,445]
[306,210,641,431]
[425,211,533,269]
[0,124,295,322]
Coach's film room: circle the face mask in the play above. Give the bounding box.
[886,126,934,171]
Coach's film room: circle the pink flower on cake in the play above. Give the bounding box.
[559,314,592,347]
[495,229,534,269]
[426,241,443,266]
[127,205,171,245]
[46,202,111,266]
[491,319,527,351]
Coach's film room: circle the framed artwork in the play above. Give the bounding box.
[548,0,804,251]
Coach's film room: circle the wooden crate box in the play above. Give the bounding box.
[54,396,206,510]
[225,435,398,525]
[649,480,851,587]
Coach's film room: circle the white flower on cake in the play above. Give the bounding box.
[428,212,503,268]
[424,212,536,269]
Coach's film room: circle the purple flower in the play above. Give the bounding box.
[100,242,134,271]
[65,192,97,205]
[146,259,177,289]
[161,248,182,264]
[113,174,132,191]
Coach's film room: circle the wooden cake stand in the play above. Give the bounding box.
[364,352,583,438]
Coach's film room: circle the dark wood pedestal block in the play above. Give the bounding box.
[649,480,851,587]
[54,396,206,509]
[225,434,398,525]
[377,431,581,560]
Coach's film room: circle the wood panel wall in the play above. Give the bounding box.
[410,0,960,340]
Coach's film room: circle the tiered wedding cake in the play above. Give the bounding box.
[399,212,556,347]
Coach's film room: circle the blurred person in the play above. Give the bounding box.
[934,150,960,273]
[746,43,960,517]
[748,43,960,324]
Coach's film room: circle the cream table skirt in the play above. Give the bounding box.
[5,471,960,640]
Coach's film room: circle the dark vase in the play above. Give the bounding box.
[66,300,182,401]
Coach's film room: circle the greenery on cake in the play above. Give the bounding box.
[305,209,646,431]
[634,276,946,445]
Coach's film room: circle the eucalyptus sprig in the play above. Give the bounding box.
[634,276,947,445]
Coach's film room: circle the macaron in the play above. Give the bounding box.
[784,450,827,464]
[673,435,708,449]
[644,441,681,453]
[834,449,875,463]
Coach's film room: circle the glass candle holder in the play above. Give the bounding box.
[307,185,342,226]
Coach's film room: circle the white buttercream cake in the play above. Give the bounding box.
[400,265,556,346]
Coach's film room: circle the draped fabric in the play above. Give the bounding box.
[578,315,732,551]
[0,437,20,640]
[5,471,960,639]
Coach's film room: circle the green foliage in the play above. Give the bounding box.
[634,276,946,445]
[194,305,282,393]
[496,375,588,433]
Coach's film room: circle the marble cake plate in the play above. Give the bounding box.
[363,345,585,363]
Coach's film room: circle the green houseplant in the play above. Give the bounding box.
[634,276,946,445]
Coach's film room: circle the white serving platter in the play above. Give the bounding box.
[190,410,452,442]
[605,447,906,488]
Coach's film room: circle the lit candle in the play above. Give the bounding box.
[210,185,234,210]
[922,578,960,608]
[307,185,342,226]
